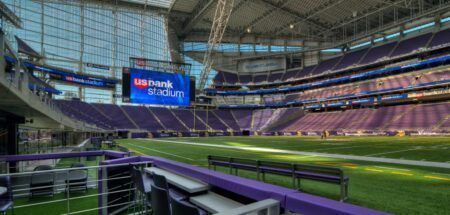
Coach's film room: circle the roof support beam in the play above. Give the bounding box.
[181,0,216,35]
[256,0,330,33]
[240,0,290,36]
[318,0,407,36]
[273,0,344,36]
[0,1,22,28]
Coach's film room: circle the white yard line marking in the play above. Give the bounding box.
[313,144,383,151]
[147,139,450,169]
[432,172,450,176]
[125,142,194,161]
[364,148,420,156]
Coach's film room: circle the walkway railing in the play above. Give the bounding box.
[0,161,152,215]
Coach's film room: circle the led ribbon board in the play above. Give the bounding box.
[123,68,190,106]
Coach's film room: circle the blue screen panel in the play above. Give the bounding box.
[129,68,190,106]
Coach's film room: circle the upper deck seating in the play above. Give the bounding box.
[268,72,283,82]
[390,33,432,57]
[334,48,369,70]
[239,74,252,84]
[253,74,268,83]
[223,72,238,84]
[360,42,397,65]
[312,56,342,75]
[428,28,450,48]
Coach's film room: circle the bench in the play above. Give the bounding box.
[207,155,259,175]
[294,163,349,201]
[208,155,349,201]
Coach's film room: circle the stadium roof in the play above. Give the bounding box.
[168,0,450,45]
[121,0,174,9]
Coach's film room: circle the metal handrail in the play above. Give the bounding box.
[1,161,153,215]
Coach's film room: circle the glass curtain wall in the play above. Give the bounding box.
[2,0,170,104]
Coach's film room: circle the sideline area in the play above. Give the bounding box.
[144,138,450,169]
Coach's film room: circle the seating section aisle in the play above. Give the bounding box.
[231,110,253,130]
[122,106,164,131]
[53,100,114,129]
[172,109,208,131]
[92,103,137,129]
[150,107,188,131]
[252,109,274,131]
[195,110,230,131]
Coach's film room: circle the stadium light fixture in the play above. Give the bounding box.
[289,24,294,29]
[246,27,252,33]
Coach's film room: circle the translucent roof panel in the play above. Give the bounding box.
[121,0,174,9]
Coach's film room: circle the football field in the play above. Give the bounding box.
[117,136,450,215]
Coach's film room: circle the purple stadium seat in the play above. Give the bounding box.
[253,109,273,131]
[150,107,187,131]
[239,74,253,84]
[390,33,432,57]
[213,71,225,85]
[359,42,397,65]
[267,72,283,82]
[172,109,208,130]
[253,74,268,83]
[428,28,450,48]
[223,72,238,84]
[122,106,164,131]
[231,110,253,129]
[212,110,241,131]
[295,66,316,79]
[195,110,229,131]
[92,103,137,129]
[312,56,342,75]
[334,48,369,70]
[282,70,298,81]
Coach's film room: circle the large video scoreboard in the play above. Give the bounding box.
[122,68,191,106]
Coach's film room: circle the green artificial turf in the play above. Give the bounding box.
[117,136,450,215]
[7,188,98,215]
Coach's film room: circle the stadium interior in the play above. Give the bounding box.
[0,0,449,214]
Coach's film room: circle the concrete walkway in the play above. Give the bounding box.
[148,139,450,169]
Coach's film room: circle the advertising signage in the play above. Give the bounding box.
[122,68,190,106]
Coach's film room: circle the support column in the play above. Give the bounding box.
[0,111,25,173]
